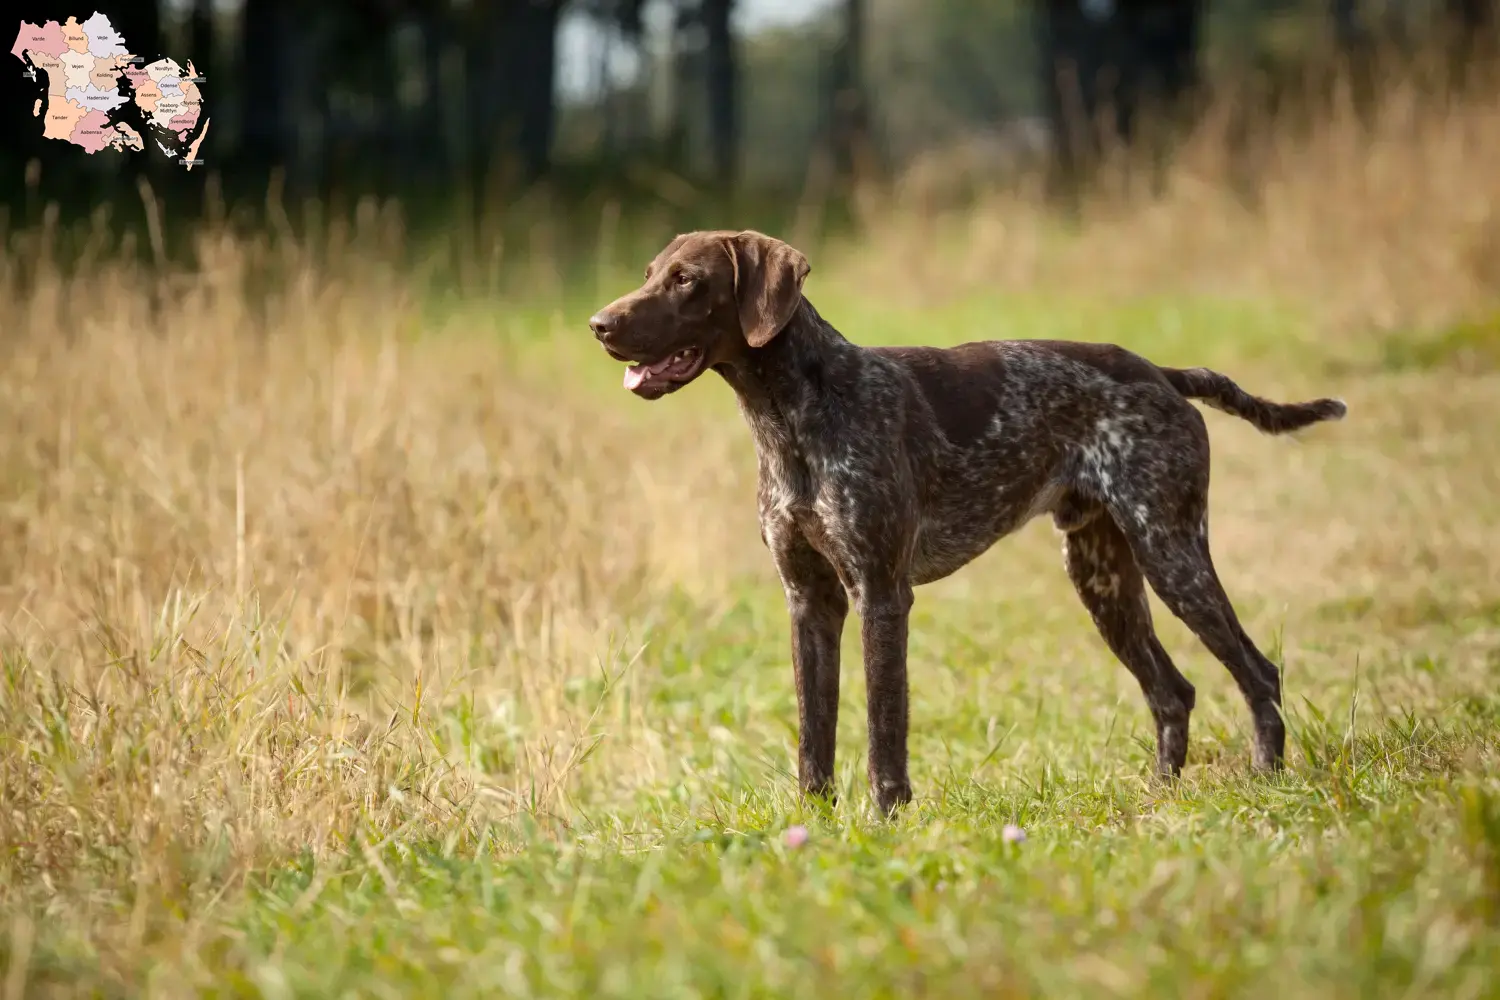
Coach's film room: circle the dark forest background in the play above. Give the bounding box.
[3,0,1497,250]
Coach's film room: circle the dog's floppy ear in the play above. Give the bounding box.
[725,231,810,348]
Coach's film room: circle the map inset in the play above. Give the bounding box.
[11,11,209,170]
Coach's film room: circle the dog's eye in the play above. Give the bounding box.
[675,271,695,287]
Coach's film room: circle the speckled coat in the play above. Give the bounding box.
[589,230,1347,815]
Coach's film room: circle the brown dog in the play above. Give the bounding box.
[589,230,1346,814]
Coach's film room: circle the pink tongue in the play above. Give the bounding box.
[623,365,648,390]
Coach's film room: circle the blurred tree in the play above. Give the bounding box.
[22,0,1497,228]
[1445,0,1497,85]
[189,0,214,80]
[1038,0,1203,196]
[239,0,293,181]
[827,0,870,182]
[1326,0,1377,123]
[702,0,739,187]
[0,61,42,201]
[668,1,705,174]
[600,0,647,155]
[466,0,564,190]
[1331,0,1367,49]
[863,0,1037,173]
[408,0,457,184]
[576,0,649,37]
[1448,0,1497,33]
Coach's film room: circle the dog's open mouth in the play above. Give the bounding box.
[620,347,705,396]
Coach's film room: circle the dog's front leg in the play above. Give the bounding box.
[771,528,848,801]
[856,581,915,815]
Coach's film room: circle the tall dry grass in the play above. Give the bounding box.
[1,59,1498,976]
[0,209,763,955]
[864,56,1500,338]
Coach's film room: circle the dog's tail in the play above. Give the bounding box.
[1161,366,1347,435]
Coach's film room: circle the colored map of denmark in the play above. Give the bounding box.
[11,12,209,169]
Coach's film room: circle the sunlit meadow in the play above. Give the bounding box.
[3,62,1500,998]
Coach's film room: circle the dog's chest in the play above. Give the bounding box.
[755,448,829,532]
[752,439,869,559]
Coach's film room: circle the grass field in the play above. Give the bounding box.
[4,77,1500,998]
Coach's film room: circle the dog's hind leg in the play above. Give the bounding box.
[1120,507,1286,772]
[1060,506,1196,777]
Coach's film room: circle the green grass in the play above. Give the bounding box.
[24,584,1500,998]
[4,241,1500,998]
[231,745,1500,1000]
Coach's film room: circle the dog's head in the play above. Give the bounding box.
[588,230,810,399]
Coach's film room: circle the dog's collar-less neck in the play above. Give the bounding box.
[725,299,852,397]
[720,296,864,464]
[719,297,857,437]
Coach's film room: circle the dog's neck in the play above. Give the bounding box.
[717,297,862,456]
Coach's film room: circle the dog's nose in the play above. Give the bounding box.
[589,312,616,340]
